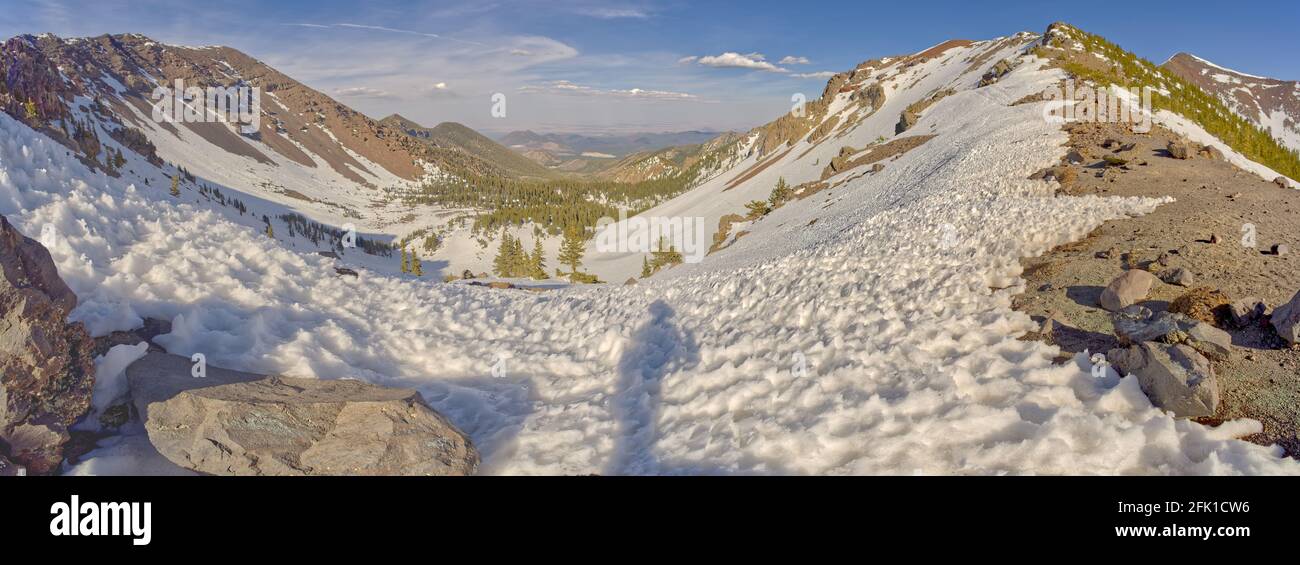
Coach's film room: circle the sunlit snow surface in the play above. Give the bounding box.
[2,56,1297,475]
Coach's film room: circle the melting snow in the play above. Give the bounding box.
[1,51,1296,476]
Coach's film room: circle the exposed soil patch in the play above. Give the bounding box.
[1013,121,1300,456]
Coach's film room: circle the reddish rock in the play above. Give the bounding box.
[0,216,95,474]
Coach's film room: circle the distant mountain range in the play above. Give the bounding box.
[497,130,732,170]
[1164,52,1300,152]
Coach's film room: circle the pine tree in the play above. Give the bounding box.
[265,224,274,238]
[24,98,38,122]
[170,175,181,197]
[558,226,585,281]
[401,246,410,273]
[641,256,652,278]
[412,249,423,276]
[529,238,548,279]
[493,231,514,277]
[510,236,526,276]
[769,177,791,208]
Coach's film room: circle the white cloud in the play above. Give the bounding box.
[334,86,394,99]
[519,80,697,101]
[690,52,788,73]
[434,82,448,90]
[283,22,486,46]
[779,56,811,65]
[792,71,837,79]
[578,7,650,19]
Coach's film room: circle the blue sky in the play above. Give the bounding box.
[4,0,1298,134]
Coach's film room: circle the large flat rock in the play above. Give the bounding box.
[126,353,478,476]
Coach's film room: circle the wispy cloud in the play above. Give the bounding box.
[778,56,811,65]
[579,7,650,19]
[792,71,837,79]
[334,86,395,99]
[519,80,697,101]
[283,22,485,46]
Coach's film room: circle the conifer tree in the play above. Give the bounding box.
[265,223,274,238]
[558,226,585,281]
[401,246,410,273]
[529,238,548,279]
[641,256,652,278]
[412,249,423,276]
[170,175,181,197]
[493,230,514,277]
[24,98,38,122]
[769,177,791,208]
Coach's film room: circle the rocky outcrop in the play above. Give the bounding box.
[1275,176,1292,189]
[1099,269,1157,311]
[1272,290,1300,346]
[895,110,918,135]
[1108,342,1218,418]
[978,59,1014,87]
[127,353,479,476]
[0,216,95,475]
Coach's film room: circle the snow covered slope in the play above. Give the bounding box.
[1164,53,1300,152]
[5,26,1297,474]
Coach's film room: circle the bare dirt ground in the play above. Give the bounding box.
[1013,121,1300,457]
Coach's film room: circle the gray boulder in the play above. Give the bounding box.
[0,217,95,474]
[1275,176,1292,189]
[1112,306,1232,360]
[1229,297,1266,327]
[1108,342,1219,418]
[1272,290,1300,346]
[127,353,479,476]
[1100,269,1158,311]
[1167,139,1192,159]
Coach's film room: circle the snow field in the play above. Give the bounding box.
[1,39,1296,475]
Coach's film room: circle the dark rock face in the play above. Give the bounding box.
[0,216,95,474]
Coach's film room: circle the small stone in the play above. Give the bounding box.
[1272,244,1289,256]
[1158,267,1194,287]
[1167,139,1192,159]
